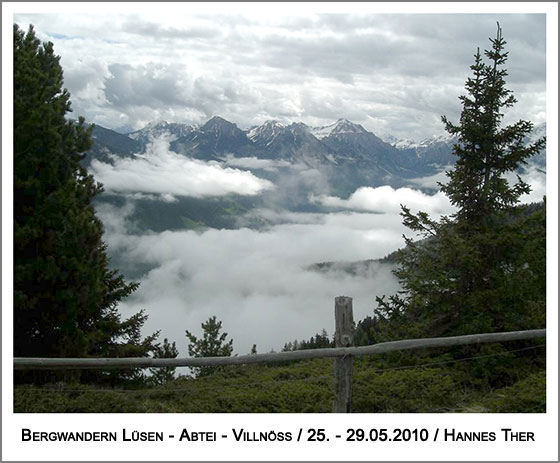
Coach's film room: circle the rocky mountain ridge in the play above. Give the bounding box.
[119,116,461,176]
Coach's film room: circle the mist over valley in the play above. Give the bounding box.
[87,117,546,355]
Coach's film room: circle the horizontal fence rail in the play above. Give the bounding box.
[14,328,546,370]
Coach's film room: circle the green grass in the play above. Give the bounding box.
[14,353,546,413]
[459,370,546,413]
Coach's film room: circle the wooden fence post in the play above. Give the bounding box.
[333,296,354,413]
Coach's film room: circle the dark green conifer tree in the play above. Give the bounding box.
[375,24,545,339]
[13,24,157,382]
[185,316,233,377]
[149,338,179,386]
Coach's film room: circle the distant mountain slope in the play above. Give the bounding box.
[127,116,258,161]
[85,124,144,166]
[387,133,458,172]
[385,121,546,172]
[128,121,196,145]
[307,200,546,278]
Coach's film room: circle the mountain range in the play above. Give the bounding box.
[86,116,546,235]
[90,116,460,180]
[90,115,546,177]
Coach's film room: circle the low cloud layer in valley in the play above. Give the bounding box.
[97,204,405,358]
[314,185,453,215]
[94,153,546,360]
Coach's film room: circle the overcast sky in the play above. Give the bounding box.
[13,9,547,141]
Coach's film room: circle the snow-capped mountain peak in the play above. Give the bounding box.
[247,120,287,142]
[145,120,168,129]
[392,138,419,150]
[418,133,455,146]
[128,121,196,142]
[311,119,367,139]
[390,132,455,150]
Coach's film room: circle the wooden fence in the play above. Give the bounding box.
[14,296,546,412]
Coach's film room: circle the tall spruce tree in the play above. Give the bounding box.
[375,24,545,339]
[440,24,544,227]
[13,24,157,381]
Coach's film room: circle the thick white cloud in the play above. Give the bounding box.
[97,204,405,358]
[222,155,292,171]
[506,164,547,204]
[314,185,454,215]
[407,169,452,190]
[89,138,274,198]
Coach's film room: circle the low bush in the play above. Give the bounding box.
[14,355,545,413]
